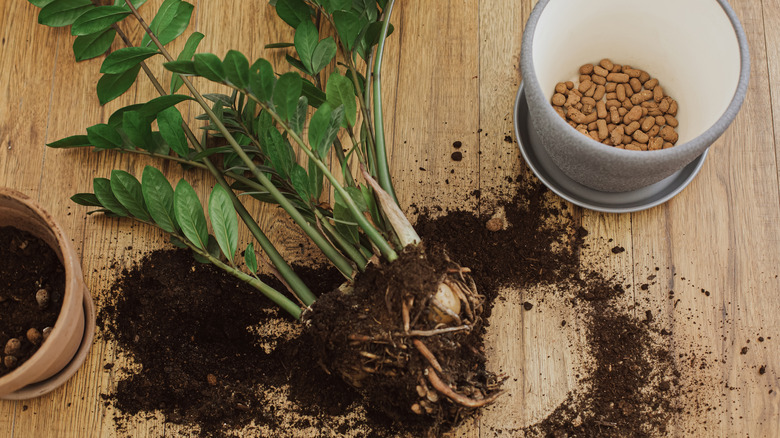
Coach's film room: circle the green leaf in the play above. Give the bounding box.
[141,0,193,47]
[326,72,356,126]
[108,104,144,128]
[244,242,258,274]
[311,37,336,73]
[29,0,57,7]
[354,0,378,22]
[174,179,208,249]
[193,235,220,264]
[71,6,129,36]
[115,0,147,7]
[208,184,238,260]
[170,235,188,248]
[96,64,141,105]
[308,158,323,200]
[110,170,151,221]
[272,72,302,121]
[47,135,91,148]
[294,19,318,74]
[100,47,158,74]
[93,177,129,217]
[275,0,312,28]
[249,58,276,103]
[318,105,344,159]
[333,10,363,51]
[290,96,308,136]
[170,31,204,93]
[70,193,102,207]
[263,128,295,180]
[345,186,367,211]
[157,107,189,157]
[38,0,92,27]
[139,94,192,118]
[141,166,177,233]
[290,165,311,203]
[264,42,294,49]
[73,28,116,61]
[301,79,326,108]
[194,53,226,82]
[122,111,154,149]
[325,0,351,13]
[223,50,250,89]
[308,102,332,156]
[333,192,358,244]
[285,54,308,75]
[86,123,122,149]
[164,62,196,76]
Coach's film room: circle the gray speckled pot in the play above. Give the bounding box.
[520,0,750,193]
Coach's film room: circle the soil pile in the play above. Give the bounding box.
[97,177,682,437]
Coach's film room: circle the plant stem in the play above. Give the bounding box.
[372,0,399,204]
[314,208,368,268]
[113,8,319,304]
[126,2,357,279]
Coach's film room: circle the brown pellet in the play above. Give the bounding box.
[660,125,678,143]
[597,119,608,140]
[664,114,679,127]
[606,72,629,83]
[555,82,568,94]
[668,100,678,116]
[626,68,642,78]
[647,125,661,138]
[659,97,671,113]
[653,85,664,102]
[630,90,653,105]
[554,106,566,119]
[624,106,643,124]
[593,65,609,77]
[591,74,606,85]
[596,101,608,119]
[610,125,624,145]
[644,78,659,90]
[600,58,614,71]
[565,81,574,89]
[589,130,600,141]
[629,78,642,93]
[649,137,663,150]
[641,116,655,132]
[639,70,650,83]
[663,141,674,149]
[625,121,641,135]
[622,99,634,110]
[587,121,598,130]
[593,85,606,101]
[578,80,593,93]
[552,93,566,106]
[625,143,643,151]
[616,84,626,102]
[606,99,622,109]
[579,74,591,83]
[579,64,595,75]
[655,115,666,125]
[565,93,581,107]
[610,107,621,124]
[585,83,597,97]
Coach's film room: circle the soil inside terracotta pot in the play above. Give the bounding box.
[0,226,66,376]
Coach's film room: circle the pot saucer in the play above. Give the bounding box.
[513,83,708,213]
[1,285,96,400]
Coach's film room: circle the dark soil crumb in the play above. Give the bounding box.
[0,226,66,376]
[452,141,462,148]
[504,135,513,143]
[523,302,534,311]
[611,246,625,254]
[740,347,748,355]
[451,151,463,161]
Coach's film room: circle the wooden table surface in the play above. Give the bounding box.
[1,0,779,436]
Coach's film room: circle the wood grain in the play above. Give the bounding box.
[1,0,779,437]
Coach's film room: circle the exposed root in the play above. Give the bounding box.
[401,325,472,337]
[413,339,443,373]
[425,367,505,409]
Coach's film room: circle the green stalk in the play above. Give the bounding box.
[111,17,319,306]
[314,209,368,268]
[372,0,399,204]
[125,0,357,279]
[252,98,398,262]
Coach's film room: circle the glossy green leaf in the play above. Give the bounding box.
[354,0,378,22]
[115,0,147,6]
[46,135,90,148]
[208,184,238,260]
[264,42,294,49]
[86,123,122,149]
[244,242,258,274]
[122,111,154,149]
[294,19,318,73]
[275,0,312,27]
[73,28,116,61]
[311,37,336,73]
[223,50,250,89]
[325,72,356,126]
[332,10,363,51]
[71,6,129,35]
[28,0,57,7]
[170,31,204,93]
[285,54,308,75]
[301,79,326,108]
[318,105,344,159]
[249,58,275,103]
[194,53,226,82]
[308,158,323,201]
[157,107,189,157]
[290,164,311,203]
[96,64,141,105]
[70,193,102,207]
[141,0,193,47]
[38,0,92,27]
[263,128,295,180]
[325,0,351,13]
[290,96,308,136]
[272,72,302,121]
[141,166,177,233]
[333,191,358,244]
[308,102,332,157]
[164,60,196,75]
[139,94,192,118]
[192,235,220,264]
[107,104,143,128]
[110,170,151,221]
[100,47,157,74]
[174,179,208,249]
[93,177,129,217]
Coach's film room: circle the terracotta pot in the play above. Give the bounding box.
[0,188,95,399]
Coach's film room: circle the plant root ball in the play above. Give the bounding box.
[305,244,502,433]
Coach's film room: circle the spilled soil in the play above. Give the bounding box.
[97,178,683,437]
[0,226,65,376]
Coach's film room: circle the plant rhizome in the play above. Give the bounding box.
[33,0,500,429]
